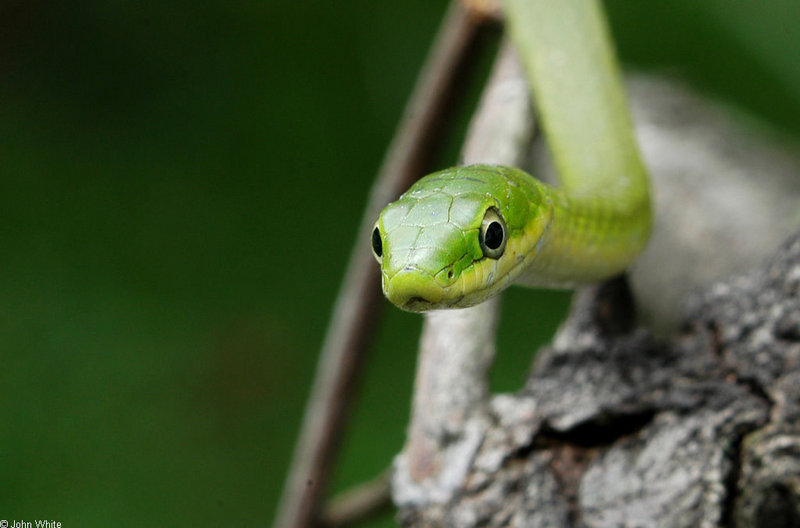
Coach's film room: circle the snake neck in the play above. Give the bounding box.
[519,186,652,287]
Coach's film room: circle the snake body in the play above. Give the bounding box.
[372,0,652,312]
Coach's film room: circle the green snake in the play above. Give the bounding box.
[372,0,652,312]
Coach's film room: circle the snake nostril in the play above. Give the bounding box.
[447,269,455,280]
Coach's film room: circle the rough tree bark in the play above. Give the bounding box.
[396,232,800,527]
[391,37,800,528]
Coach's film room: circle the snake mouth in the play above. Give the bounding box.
[402,296,430,311]
[402,294,467,311]
[383,266,445,311]
[446,295,465,307]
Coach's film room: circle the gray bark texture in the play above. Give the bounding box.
[396,234,800,527]
[390,41,800,527]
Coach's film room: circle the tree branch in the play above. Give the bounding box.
[272,3,496,527]
[394,39,536,506]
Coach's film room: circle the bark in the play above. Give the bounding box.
[392,23,800,527]
[395,232,800,527]
[391,40,800,528]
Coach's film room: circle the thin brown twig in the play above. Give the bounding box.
[272,3,496,527]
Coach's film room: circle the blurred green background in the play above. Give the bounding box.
[1,1,799,526]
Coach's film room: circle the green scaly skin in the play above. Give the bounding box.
[372,0,652,312]
[372,165,650,311]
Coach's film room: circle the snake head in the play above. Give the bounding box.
[371,165,549,312]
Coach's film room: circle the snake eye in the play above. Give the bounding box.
[479,208,507,259]
[371,225,383,262]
